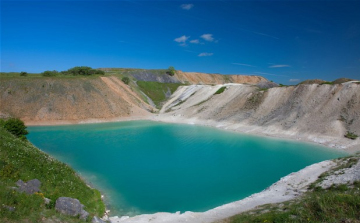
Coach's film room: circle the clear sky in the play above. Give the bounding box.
[1,0,360,84]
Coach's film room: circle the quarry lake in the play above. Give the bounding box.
[27,120,346,216]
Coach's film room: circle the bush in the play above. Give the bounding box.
[214,86,226,94]
[122,77,130,85]
[167,66,176,76]
[3,118,28,139]
[344,131,358,140]
[20,71,28,76]
[42,70,59,77]
[67,66,104,76]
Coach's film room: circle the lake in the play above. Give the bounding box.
[27,120,346,216]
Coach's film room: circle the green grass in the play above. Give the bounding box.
[320,81,334,85]
[0,72,102,80]
[226,182,360,223]
[214,86,226,95]
[344,131,358,140]
[136,81,183,108]
[225,156,360,223]
[0,72,42,78]
[0,126,105,222]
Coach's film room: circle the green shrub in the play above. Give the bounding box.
[67,66,105,76]
[20,71,28,76]
[344,131,358,140]
[167,66,175,76]
[320,81,334,85]
[122,76,130,85]
[214,86,226,94]
[42,70,59,77]
[3,118,28,139]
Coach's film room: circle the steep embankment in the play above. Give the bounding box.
[0,76,153,125]
[100,68,267,84]
[0,125,105,222]
[0,71,266,124]
[174,71,267,84]
[157,82,360,151]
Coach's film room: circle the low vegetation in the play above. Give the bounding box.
[42,66,105,77]
[166,66,176,76]
[226,182,360,223]
[0,119,105,222]
[320,81,334,85]
[137,81,183,108]
[19,72,27,77]
[344,131,358,140]
[122,76,130,85]
[1,118,28,140]
[214,86,226,95]
[225,156,360,223]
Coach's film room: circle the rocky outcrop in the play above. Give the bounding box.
[320,157,360,188]
[92,216,106,223]
[16,179,41,194]
[55,197,89,220]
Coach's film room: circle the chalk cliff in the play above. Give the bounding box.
[158,82,360,151]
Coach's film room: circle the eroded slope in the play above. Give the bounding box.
[0,77,152,124]
[158,82,360,150]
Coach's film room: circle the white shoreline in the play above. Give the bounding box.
[109,160,337,223]
[25,115,360,223]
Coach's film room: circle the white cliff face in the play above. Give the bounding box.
[157,82,360,152]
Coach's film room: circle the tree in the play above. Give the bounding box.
[67,66,92,76]
[3,118,28,139]
[20,71,28,76]
[122,77,130,85]
[66,66,105,76]
[167,66,176,76]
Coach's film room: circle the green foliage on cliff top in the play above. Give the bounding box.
[0,124,105,222]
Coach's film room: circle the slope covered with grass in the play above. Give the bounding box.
[0,126,105,222]
[137,81,183,108]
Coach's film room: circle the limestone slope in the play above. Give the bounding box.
[174,71,267,84]
[157,82,360,151]
[0,77,152,124]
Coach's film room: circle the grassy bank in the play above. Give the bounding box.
[224,156,360,223]
[0,126,105,222]
[137,81,183,108]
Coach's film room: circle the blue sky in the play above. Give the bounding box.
[1,0,360,84]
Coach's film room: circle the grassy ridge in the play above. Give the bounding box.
[0,126,105,222]
[137,81,183,108]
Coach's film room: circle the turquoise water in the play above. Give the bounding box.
[27,121,346,216]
